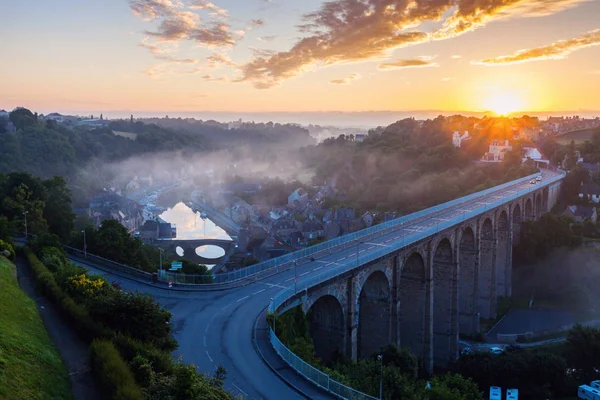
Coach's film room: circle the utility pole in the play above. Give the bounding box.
[23,211,28,242]
[159,248,164,271]
[81,230,87,259]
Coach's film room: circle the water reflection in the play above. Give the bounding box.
[159,202,231,241]
[195,245,226,260]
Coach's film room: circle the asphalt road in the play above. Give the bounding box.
[75,170,561,399]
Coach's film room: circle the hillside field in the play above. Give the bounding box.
[0,256,72,400]
[555,126,600,144]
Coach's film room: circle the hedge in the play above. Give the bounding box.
[89,339,144,400]
[24,247,110,340]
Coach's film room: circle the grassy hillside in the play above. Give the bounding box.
[556,126,600,144]
[0,256,72,400]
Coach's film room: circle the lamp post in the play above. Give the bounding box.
[159,248,164,271]
[377,354,383,400]
[22,211,28,242]
[81,230,87,259]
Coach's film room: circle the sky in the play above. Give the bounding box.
[1,0,600,118]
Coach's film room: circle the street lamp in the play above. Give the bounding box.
[377,354,383,400]
[159,248,164,271]
[81,230,87,259]
[22,211,28,241]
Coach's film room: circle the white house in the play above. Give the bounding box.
[522,147,543,161]
[481,140,512,163]
[288,188,309,209]
[452,131,470,148]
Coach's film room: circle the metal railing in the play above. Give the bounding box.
[267,170,564,399]
[269,328,378,400]
[63,245,154,281]
[161,170,562,285]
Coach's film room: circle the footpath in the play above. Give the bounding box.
[15,254,100,400]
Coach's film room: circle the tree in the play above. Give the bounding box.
[42,176,75,240]
[426,373,484,400]
[566,324,600,382]
[9,108,37,131]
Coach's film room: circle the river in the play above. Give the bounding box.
[158,202,232,268]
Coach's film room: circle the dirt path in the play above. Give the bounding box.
[15,254,100,400]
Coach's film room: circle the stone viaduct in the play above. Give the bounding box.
[289,181,560,373]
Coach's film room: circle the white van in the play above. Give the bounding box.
[506,388,518,400]
[490,386,502,400]
[579,385,600,400]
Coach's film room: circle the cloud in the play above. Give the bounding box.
[473,29,600,66]
[207,52,237,67]
[257,35,276,42]
[189,0,228,17]
[379,56,438,70]
[129,0,183,21]
[249,47,276,57]
[451,55,462,59]
[329,73,360,85]
[249,19,265,28]
[202,74,228,82]
[435,0,591,39]
[145,11,199,42]
[238,0,590,89]
[441,77,453,81]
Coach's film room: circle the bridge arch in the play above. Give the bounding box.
[512,203,522,244]
[495,211,510,300]
[478,218,495,319]
[525,197,534,220]
[458,227,477,335]
[433,238,458,364]
[308,295,346,362]
[399,252,427,358]
[358,270,391,358]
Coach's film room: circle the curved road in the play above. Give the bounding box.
[77,170,561,400]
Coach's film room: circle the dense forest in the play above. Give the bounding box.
[298,116,537,213]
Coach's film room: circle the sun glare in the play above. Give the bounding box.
[484,91,525,115]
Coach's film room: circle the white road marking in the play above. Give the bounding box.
[203,337,207,347]
[285,277,294,283]
[315,260,342,266]
[237,296,249,302]
[220,304,231,311]
[337,257,345,262]
[313,266,322,271]
[300,271,310,277]
[206,350,213,363]
[365,242,392,248]
[232,383,248,397]
[253,289,266,295]
[257,282,286,289]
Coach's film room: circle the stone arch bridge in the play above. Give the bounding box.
[154,239,234,264]
[275,177,561,373]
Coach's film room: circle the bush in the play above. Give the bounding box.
[112,334,174,375]
[89,339,144,400]
[0,239,15,260]
[24,247,109,341]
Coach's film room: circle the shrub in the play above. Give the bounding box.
[24,247,110,341]
[89,339,144,400]
[0,240,15,260]
[112,334,174,375]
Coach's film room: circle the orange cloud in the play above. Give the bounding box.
[329,73,360,85]
[239,0,590,89]
[473,29,600,65]
[379,57,438,70]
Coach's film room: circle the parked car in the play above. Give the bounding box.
[530,179,536,184]
[490,346,504,355]
[536,175,542,181]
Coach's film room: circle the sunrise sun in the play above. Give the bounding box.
[484,91,525,115]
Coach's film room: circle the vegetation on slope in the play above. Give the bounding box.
[0,256,72,400]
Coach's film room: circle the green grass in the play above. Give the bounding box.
[556,126,600,144]
[0,256,72,400]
